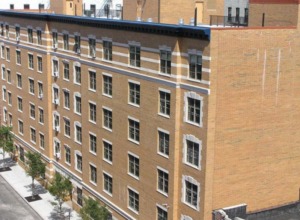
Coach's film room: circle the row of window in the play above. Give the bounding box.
[1,26,203,80]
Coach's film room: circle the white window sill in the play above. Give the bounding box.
[102,93,112,99]
[128,207,139,215]
[157,190,168,197]
[157,152,169,159]
[103,158,112,165]
[185,120,202,128]
[184,162,201,171]
[158,113,170,119]
[89,151,97,156]
[128,102,140,108]
[128,138,139,145]
[103,190,113,197]
[103,127,112,132]
[128,173,139,180]
[183,201,199,211]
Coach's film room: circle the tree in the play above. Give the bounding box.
[0,126,14,168]
[25,151,46,197]
[80,197,110,220]
[48,172,73,213]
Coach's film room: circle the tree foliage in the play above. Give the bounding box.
[25,151,46,196]
[0,126,14,167]
[48,172,73,212]
[80,197,110,220]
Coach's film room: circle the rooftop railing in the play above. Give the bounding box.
[210,15,248,27]
[83,8,122,19]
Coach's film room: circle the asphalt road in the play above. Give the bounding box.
[0,175,42,220]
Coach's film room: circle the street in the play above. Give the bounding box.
[0,175,42,220]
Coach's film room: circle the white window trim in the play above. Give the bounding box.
[103,138,113,165]
[73,62,81,85]
[127,186,139,214]
[74,121,82,145]
[53,137,61,155]
[128,151,140,180]
[75,150,83,173]
[89,163,97,186]
[89,132,97,156]
[39,132,45,150]
[181,215,193,220]
[184,91,204,127]
[103,171,113,196]
[183,134,202,170]
[53,111,60,131]
[128,116,140,144]
[157,166,169,197]
[52,84,60,105]
[181,175,200,211]
[52,56,59,77]
[64,144,71,166]
[74,92,82,115]
[29,126,36,144]
[29,102,36,120]
[37,55,43,73]
[38,107,44,125]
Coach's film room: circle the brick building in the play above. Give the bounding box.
[1,1,300,219]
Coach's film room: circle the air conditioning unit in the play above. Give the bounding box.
[55,152,61,159]
[53,71,58,77]
[55,126,60,132]
[16,36,20,43]
[53,42,58,49]
[54,98,59,105]
[77,47,81,54]
[91,50,96,58]
[38,93,43,99]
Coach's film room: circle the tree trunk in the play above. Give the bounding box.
[32,177,35,198]
[2,149,5,168]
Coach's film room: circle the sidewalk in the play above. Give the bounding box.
[0,152,81,220]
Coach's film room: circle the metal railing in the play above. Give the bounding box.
[83,9,122,19]
[210,15,248,27]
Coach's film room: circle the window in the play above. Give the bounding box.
[185,139,201,168]
[8,114,12,126]
[89,71,96,91]
[18,120,24,134]
[158,130,169,156]
[236,7,240,20]
[65,146,71,164]
[39,4,45,10]
[15,26,20,40]
[7,70,11,83]
[30,103,35,119]
[28,54,34,69]
[76,154,82,172]
[75,124,82,143]
[160,50,171,74]
[158,169,169,194]
[17,97,23,111]
[64,119,70,137]
[157,206,168,220]
[129,45,140,67]
[6,47,10,61]
[39,108,44,124]
[37,30,42,45]
[159,90,170,116]
[103,140,112,163]
[30,128,36,143]
[19,146,25,162]
[74,66,81,84]
[103,75,112,96]
[24,4,30,9]
[28,28,33,43]
[186,96,202,126]
[54,114,60,131]
[1,46,4,58]
[77,187,82,206]
[0,24,3,36]
[89,38,96,57]
[40,133,45,149]
[38,57,43,72]
[128,188,139,212]
[10,4,14,9]
[53,87,59,104]
[16,50,21,64]
[64,91,70,109]
[63,34,69,50]
[103,173,113,194]
[2,67,5,80]
[74,35,81,53]
[90,134,97,153]
[17,74,22,88]
[54,139,60,157]
[103,108,112,130]
[5,25,9,38]
[8,92,12,105]
[228,7,232,21]
[129,82,140,105]
[63,62,69,80]
[75,95,81,114]
[103,40,112,61]
[53,59,59,76]
[52,32,58,48]
[128,154,139,178]
[184,178,199,209]
[38,82,43,97]
[2,87,6,101]
[128,118,139,143]
[3,109,7,122]
[29,79,35,94]
[90,164,97,184]
[189,54,202,80]
[245,8,249,23]
[89,103,96,122]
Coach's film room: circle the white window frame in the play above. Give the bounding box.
[183,134,202,170]
[75,150,83,173]
[128,152,139,180]
[73,62,81,85]
[89,132,97,155]
[74,92,82,115]
[184,92,203,127]
[74,121,82,144]
[181,175,200,211]
[103,139,113,164]
[103,171,113,196]
[158,88,171,118]
[157,166,169,196]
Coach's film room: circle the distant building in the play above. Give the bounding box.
[0,0,50,10]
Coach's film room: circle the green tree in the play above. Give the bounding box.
[0,126,14,167]
[25,151,46,197]
[80,197,110,220]
[48,172,73,213]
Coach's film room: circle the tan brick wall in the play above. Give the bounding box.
[249,3,299,27]
[209,26,300,213]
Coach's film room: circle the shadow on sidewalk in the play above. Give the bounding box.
[49,205,73,220]
[0,157,17,168]
[25,183,48,195]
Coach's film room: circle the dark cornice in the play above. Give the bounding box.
[0,10,210,40]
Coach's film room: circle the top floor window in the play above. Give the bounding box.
[5,25,9,38]
[129,45,140,67]
[52,32,58,49]
[24,4,30,9]
[15,26,20,41]
[28,28,33,43]
[37,30,42,45]
[103,41,112,61]
[189,54,202,81]
[185,92,203,127]
[75,35,81,53]
[63,34,69,50]
[89,38,96,58]
[160,50,171,74]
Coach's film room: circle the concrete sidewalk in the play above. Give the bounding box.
[0,152,81,220]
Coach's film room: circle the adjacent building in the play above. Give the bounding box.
[1,0,300,220]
